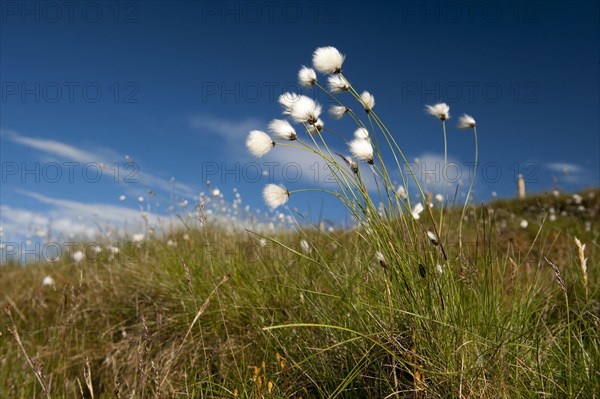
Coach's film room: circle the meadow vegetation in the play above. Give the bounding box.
[1,46,598,398]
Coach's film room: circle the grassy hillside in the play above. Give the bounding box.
[1,189,599,398]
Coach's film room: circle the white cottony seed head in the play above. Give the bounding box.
[360,91,375,111]
[312,46,345,74]
[397,185,407,199]
[278,92,300,113]
[329,105,349,119]
[520,220,528,229]
[425,103,450,121]
[412,203,424,219]
[327,74,349,93]
[353,127,369,140]
[300,239,311,254]
[263,184,289,209]
[43,275,55,287]
[298,66,317,88]
[348,138,373,164]
[246,130,275,157]
[73,250,84,263]
[457,114,476,129]
[285,95,322,124]
[307,118,324,135]
[426,231,439,246]
[268,119,297,140]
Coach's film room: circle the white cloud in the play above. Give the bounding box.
[545,162,591,185]
[134,172,197,199]
[1,129,198,199]
[404,152,467,195]
[17,189,147,222]
[0,188,271,245]
[545,162,585,175]
[1,129,117,164]
[265,145,379,192]
[0,190,182,242]
[188,114,262,144]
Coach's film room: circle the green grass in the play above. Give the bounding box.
[1,189,598,398]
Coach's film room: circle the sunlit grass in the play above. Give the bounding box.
[2,45,599,399]
[1,190,598,398]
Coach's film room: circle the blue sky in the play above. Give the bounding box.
[1,0,599,242]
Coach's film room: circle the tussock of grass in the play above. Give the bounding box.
[1,191,599,398]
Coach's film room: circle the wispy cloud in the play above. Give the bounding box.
[1,189,183,241]
[545,162,586,175]
[400,152,468,196]
[17,189,146,222]
[1,129,198,199]
[1,129,114,164]
[0,188,263,243]
[189,114,262,144]
[135,173,197,198]
[545,162,590,185]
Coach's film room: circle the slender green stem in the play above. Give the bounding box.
[440,120,448,232]
[458,126,478,249]
[290,187,341,197]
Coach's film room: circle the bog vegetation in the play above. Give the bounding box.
[1,46,598,398]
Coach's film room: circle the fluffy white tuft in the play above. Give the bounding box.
[300,239,311,254]
[298,66,317,88]
[327,75,349,93]
[353,127,369,140]
[411,203,424,219]
[426,231,439,246]
[425,103,450,121]
[268,119,297,140]
[285,95,322,124]
[457,114,476,129]
[360,91,375,111]
[348,138,373,164]
[42,275,55,287]
[307,118,324,135]
[312,46,345,74]
[520,219,528,229]
[73,250,84,263]
[263,184,289,209]
[278,92,300,113]
[246,130,275,157]
[329,105,349,119]
[397,185,407,199]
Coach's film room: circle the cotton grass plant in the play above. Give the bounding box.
[240,45,598,397]
[246,44,487,390]
[246,45,477,271]
[2,46,598,399]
